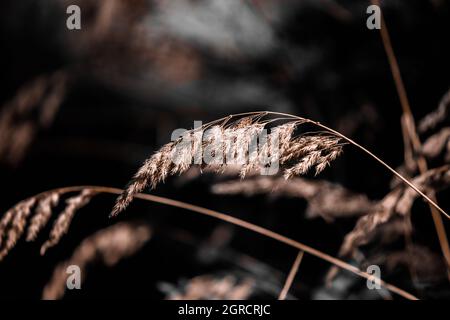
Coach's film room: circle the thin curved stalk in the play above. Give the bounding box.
[19,185,418,300]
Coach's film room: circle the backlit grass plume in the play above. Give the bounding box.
[112,111,450,222]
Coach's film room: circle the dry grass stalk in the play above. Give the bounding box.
[42,222,152,300]
[278,251,304,300]
[376,217,413,245]
[419,88,450,133]
[40,190,97,255]
[211,176,374,221]
[396,165,450,215]
[166,274,254,300]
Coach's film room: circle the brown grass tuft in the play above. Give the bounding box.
[368,245,447,283]
[42,221,151,300]
[338,165,450,258]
